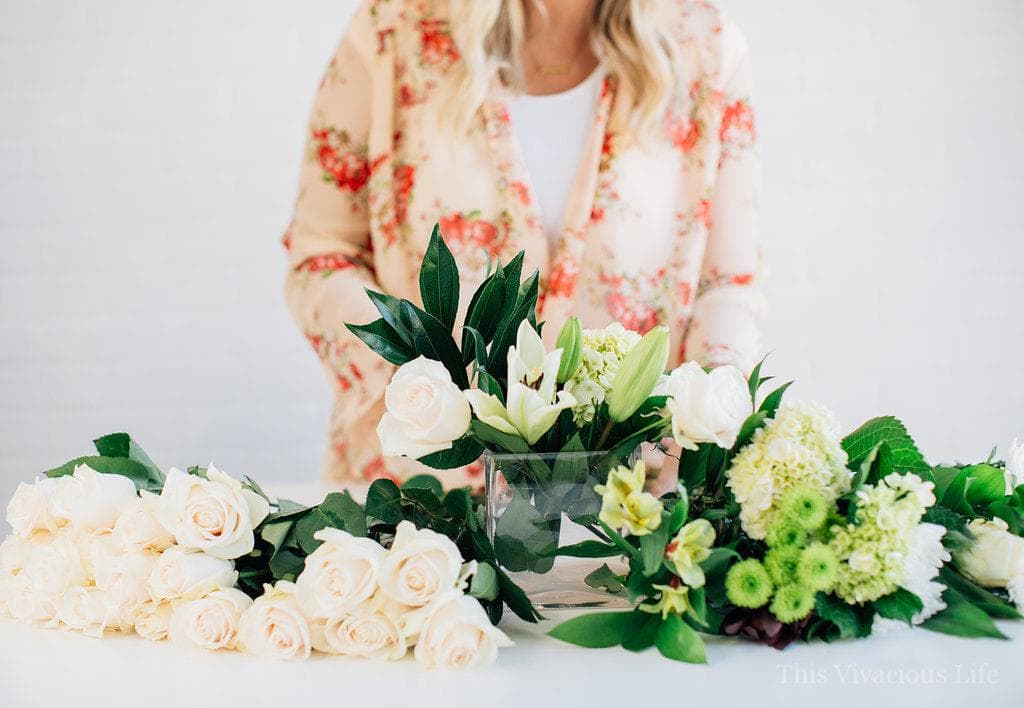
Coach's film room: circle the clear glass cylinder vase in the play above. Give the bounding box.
[484,448,638,610]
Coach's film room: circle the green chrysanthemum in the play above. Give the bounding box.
[725,559,774,609]
[770,583,815,623]
[764,546,802,586]
[765,516,808,548]
[778,485,829,532]
[797,542,839,592]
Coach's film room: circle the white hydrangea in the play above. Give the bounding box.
[872,522,950,634]
[829,473,935,604]
[725,400,851,539]
[565,323,641,425]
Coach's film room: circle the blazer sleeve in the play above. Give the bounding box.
[683,27,765,374]
[282,6,394,479]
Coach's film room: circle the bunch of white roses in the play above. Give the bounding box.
[1,465,511,669]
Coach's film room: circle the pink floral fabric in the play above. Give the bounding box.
[284,0,763,484]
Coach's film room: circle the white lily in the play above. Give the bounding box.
[466,321,576,445]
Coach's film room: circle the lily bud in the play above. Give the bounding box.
[605,325,670,422]
[555,317,583,384]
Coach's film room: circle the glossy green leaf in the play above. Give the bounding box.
[548,611,642,648]
[419,223,460,330]
[399,301,468,388]
[655,614,707,664]
[345,318,416,366]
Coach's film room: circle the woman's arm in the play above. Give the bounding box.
[283,7,393,481]
[683,29,764,374]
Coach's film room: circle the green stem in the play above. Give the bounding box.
[595,420,616,451]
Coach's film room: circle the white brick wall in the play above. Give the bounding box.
[1,1,1022,502]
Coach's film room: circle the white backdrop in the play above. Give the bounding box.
[1,0,1022,503]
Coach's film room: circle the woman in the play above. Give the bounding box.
[284,0,763,485]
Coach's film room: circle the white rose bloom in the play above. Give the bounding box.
[6,477,65,537]
[48,465,138,534]
[148,546,237,601]
[1006,438,1024,493]
[94,551,158,629]
[237,582,311,661]
[157,466,270,560]
[5,574,61,627]
[74,531,118,583]
[24,533,88,595]
[379,521,464,607]
[295,528,385,618]
[113,491,175,553]
[413,592,512,669]
[377,356,472,459]
[955,517,1024,588]
[1,534,34,575]
[311,596,407,660]
[134,599,174,640]
[665,362,751,450]
[168,587,252,651]
[58,585,111,637]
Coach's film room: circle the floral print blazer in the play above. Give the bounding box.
[284,0,763,485]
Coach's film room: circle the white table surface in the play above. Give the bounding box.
[3,485,1024,708]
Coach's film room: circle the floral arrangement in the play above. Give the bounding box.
[4,224,1024,670]
[1,434,519,669]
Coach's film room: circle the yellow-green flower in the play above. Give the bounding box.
[595,461,663,536]
[725,559,774,609]
[665,519,716,588]
[771,583,815,623]
[641,582,690,619]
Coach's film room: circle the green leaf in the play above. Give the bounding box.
[418,436,485,469]
[401,475,444,496]
[461,325,488,368]
[474,368,505,401]
[938,566,1021,619]
[419,223,460,331]
[584,564,625,593]
[547,611,642,648]
[598,520,641,560]
[365,479,403,524]
[842,416,930,475]
[469,562,499,601]
[639,514,670,576]
[493,492,557,573]
[319,491,368,537]
[496,566,543,622]
[551,433,587,486]
[268,548,305,582]
[399,301,469,388]
[345,318,416,366]
[91,433,164,487]
[922,586,1008,639]
[814,593,873,639]
[873,588,924,624]
[668,487,690,534]
[963,464,1010,507]
[544,540,621,558]
[260,519,294,554]
[486,271,540,381]
[622,613,661,652]
[365,289,414,347]
[470,419,529,454]
[44,456,156,492]
[655,614,707,664]
[732,412,767,452]
[757,381,792,417]
[463,269,507,343]
[747,355,767,399]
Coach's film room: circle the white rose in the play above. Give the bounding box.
[6,478,64,537]
[157,466,270,560]
[48,465,138,534]
[311,597,407,660]
[665,362,751,450]
[413,592,512,669]
[74,531,118,583]
[113,491,175,553]
[134,599,174,640]
[237,582,311,661]
[295,528,385,618]
[168,587,252,651]
[377,357,471,459]
[1,534,34,575]
[4,573,61,627]
[94,551,157,629]
[956,518,1024,588]
[148,546,237,601]
[379,521,464,607]
[58,585,111,637]
[24,533,88,595]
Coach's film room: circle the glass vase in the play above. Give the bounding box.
[484,448,638,610]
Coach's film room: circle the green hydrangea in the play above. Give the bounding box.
[829,473,935,604]
[565,323,640,425]
[771,583,816,623]
[725,559,774,609]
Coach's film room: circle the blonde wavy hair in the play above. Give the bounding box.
[443,0,681,137]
